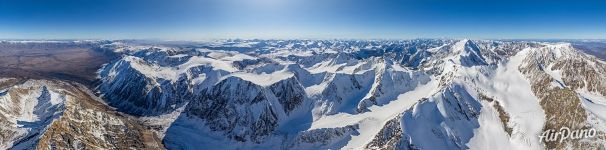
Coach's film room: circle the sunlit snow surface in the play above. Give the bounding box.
[77,39,606,149]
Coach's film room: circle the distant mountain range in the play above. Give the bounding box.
[0,39,605,149]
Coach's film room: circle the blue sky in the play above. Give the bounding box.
[1,0,605,39]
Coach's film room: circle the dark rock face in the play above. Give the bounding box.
[268,77,306,115]
[0,79,163,149]
[186,77,279,143]
[97,58,194,116]
[366,85,482,150]
[365,116,404,149]
[294,124,360,146]
[85,39,606,149]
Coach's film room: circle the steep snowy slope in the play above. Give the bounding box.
[517,43,606,149]
[90,39,606,149]
[0,78,163,149]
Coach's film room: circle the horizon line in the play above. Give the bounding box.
[2,38,606,41]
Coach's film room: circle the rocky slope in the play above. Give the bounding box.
[2,39,606,149]
[0,78,163,149]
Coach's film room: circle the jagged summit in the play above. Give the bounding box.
[1,39,605,149]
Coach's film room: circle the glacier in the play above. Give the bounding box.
[1,39,606,149]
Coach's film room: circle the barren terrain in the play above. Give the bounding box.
[0,42,116,86]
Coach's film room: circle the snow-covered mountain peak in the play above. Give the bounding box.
[448,39,488,67]
[537,42,577,59]
[0,79,163,149]
[87,39,606,149]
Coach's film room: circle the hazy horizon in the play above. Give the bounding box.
[2,0,606,39]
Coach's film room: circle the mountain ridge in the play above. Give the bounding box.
[0,39,605,149]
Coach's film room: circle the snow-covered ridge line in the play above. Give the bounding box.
[90,39,606,149]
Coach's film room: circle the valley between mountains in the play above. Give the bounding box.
[1,39,605,149]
